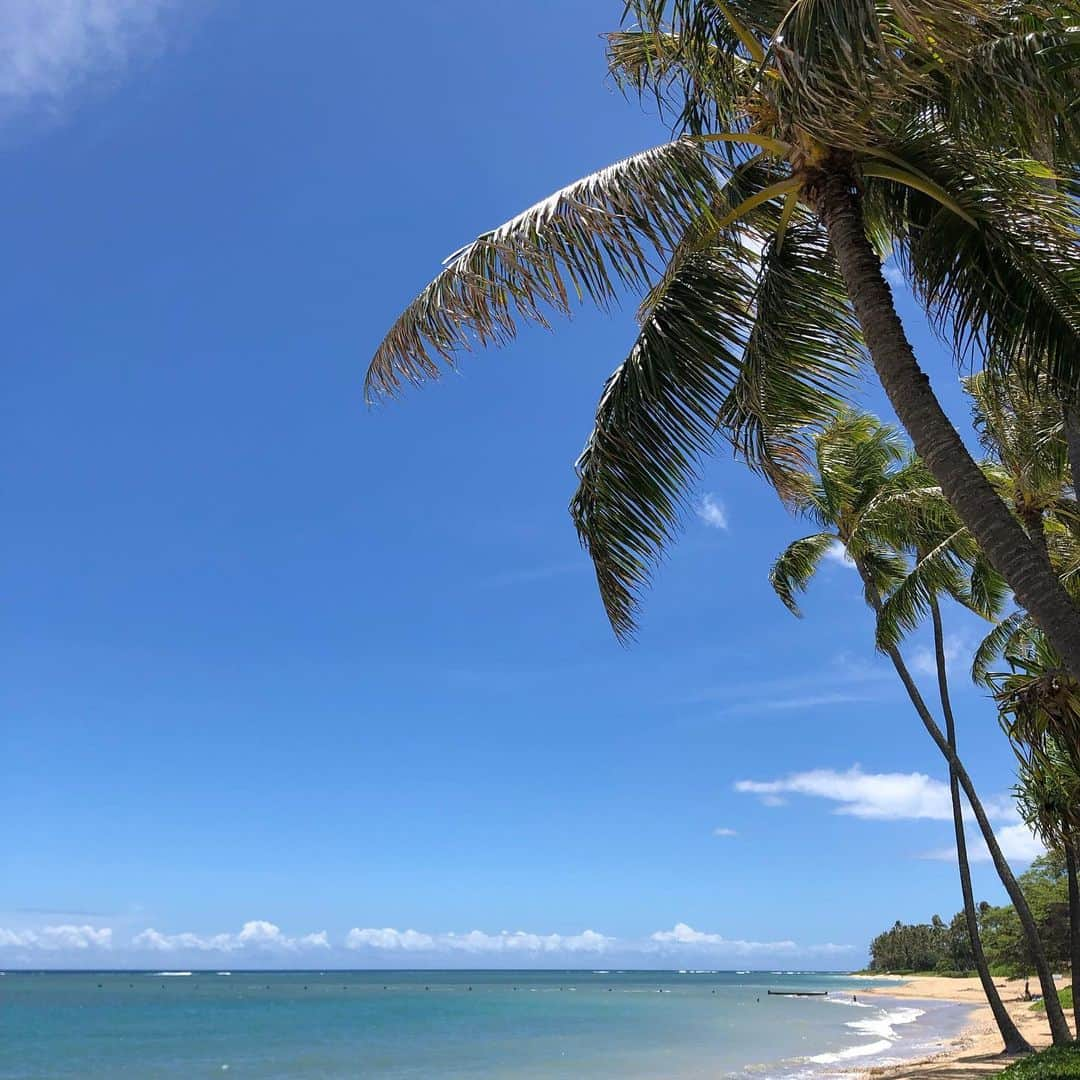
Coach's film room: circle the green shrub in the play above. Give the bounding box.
[1030,987,1074,1014]
[999,1046,1080,1079]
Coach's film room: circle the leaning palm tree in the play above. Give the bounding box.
[993,632,1080,1037]
[367,0,1080,676]
[1014,739,1080,1037]
[770,410,1059,1048]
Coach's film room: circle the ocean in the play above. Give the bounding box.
[1,970,968,1078]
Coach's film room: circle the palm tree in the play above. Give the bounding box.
[1015,745,1080,1037]
[367,1,1080,675]
[769,411,1058,1048]
[994,633,1080,1036]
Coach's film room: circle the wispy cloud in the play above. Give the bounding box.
[712,826,738,837]
[883,262,907,288]
[132,921,329,953]
[910,634,968,678]
[720,691,878,716]
[696,493,728,530]
[479,561,589,588]
[735,765,1014,822]
[1,1,177,121]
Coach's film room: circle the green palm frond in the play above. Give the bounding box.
[720,221,865,496]
[770,0,997,148]
[606,29,755,135]
[918,11,1080,157]
[637,155,789,323]
[973,609,1032,685]
[570,241,756,639]
[770,531,839,615]
[366,139,721,400]
[874,529,989,651]
[856,545,911,604]
[570,212,862,637]
[864,132,1080,399]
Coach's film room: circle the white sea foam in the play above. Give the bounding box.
[153,971,192,976]
[216,972,231,976]
[823,995,873,1008]
[806,1005,925,1066]
[847,1006,924,1040]
[807,1038,894,1064]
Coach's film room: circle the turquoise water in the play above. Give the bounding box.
[0,970,967,1078]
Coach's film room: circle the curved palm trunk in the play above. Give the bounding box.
[1062,407,1080,500]
[1067,839,1080,1035]
[810,168,1080,683]
[930,597,1031,1054]
[853,560,1074,1045]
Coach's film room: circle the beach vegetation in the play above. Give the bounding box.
[998,1045,1080,1079]
[1032,987,1075,1015]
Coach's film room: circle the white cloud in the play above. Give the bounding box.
[922,821,1046,865]
[133,921,329,953]
[344,927,612,954]
[712,826,737,837]
[344,927,435,951]
[0,924,112,950]
[735,765,986,821]
[0,0,175,118]
[696,493,728,530]
[823,540,855,567]
[648,923,853,956]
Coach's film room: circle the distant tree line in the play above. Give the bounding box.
[869,855,1074,985]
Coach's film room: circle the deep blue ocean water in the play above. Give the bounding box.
[0,970,968,1079]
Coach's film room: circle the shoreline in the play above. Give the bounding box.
[845,975,1064,1080]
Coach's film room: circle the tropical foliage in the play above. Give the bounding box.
[369,0,1080,667]
[870,857,1073,978]
[368,0,1080,1051]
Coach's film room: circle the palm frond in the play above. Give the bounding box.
[720,221,865,497]
[366,139,721,400]
[874,529,984,651]
[864,130,1080,400]
[917,12,1080,158]
[973,609,1033,685]
[769,531,838,614]
[570,241,756,638]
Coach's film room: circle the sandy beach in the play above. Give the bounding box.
[851,975,1069,1080]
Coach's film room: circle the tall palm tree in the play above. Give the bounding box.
[994,633,1080,1036]
[367,1,1080,675]
[1015,743,1080,1037]
[769,411,1060,1048]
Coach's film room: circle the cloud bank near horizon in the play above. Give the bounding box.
[0,919,855,964]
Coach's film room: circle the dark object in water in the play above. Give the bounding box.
[766,990,828,996]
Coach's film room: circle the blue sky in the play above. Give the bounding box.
[0,1,1041,969]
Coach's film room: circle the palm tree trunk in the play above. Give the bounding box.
[810,166,1080,683]
[1067,838,1080,1035]
[852,560,1074,1045]
[1062,407,1080,500]
[929,596,1032,1053]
